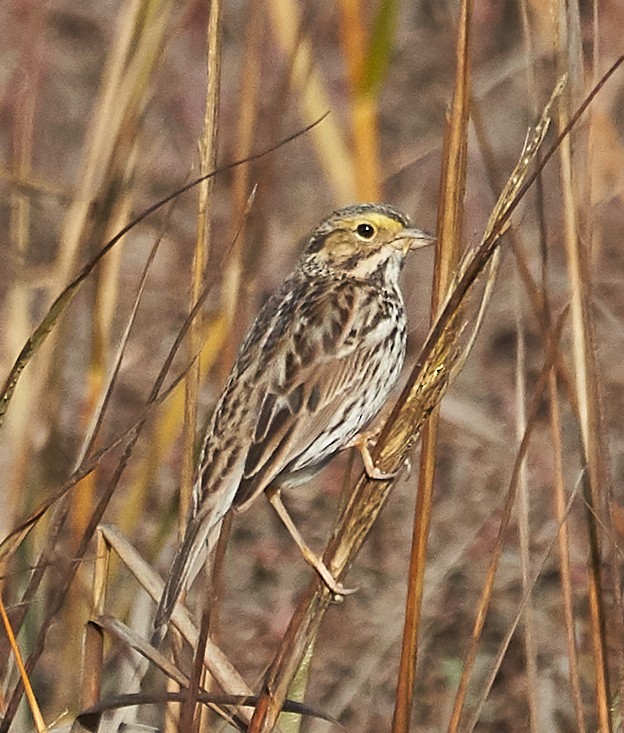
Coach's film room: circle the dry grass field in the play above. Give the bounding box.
[1,1,624,732]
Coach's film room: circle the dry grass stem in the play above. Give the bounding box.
[180,0,221,526]
[0,594,46,733]
[555,11,612,733]
[79,529,110,710]
[97,524,252,698]
[393,1,471,729]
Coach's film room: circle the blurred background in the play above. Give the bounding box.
[1,1,624,731]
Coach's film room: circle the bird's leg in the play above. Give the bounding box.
[265,486,357,597]
[347,431,397,480]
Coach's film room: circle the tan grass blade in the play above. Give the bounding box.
[80,529,110,710]
[393,1,471,729]
[547,363,587,731]
[220,0,263,371]
[179,0,221,527]
[99,524,255,729]
[98,523,252,698]
[339,0,374,201]
[3,6,45,538]
[591,14,624,729]
[516,6,551,727]
[513,275,541,732]
[339,0,378,200]
[96,614,189,688]
[267,0,356,202]
[80,617,252,731]
[0,593,47,733]
[173,9,223,731]
[555,9,612,732]
[55,0,172,282]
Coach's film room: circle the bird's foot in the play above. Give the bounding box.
[266,487,357,597]
[348,433,397,480]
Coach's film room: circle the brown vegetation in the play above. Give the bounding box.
[1,1,624,732]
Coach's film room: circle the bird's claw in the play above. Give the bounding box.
[349,433,397,480]
[314,560,358,597]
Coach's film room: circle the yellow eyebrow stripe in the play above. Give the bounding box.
[340,213,405,233]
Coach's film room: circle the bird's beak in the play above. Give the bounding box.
[395,228,436,253]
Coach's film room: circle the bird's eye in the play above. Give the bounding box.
[356,222,376,240]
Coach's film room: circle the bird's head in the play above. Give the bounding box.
[300,203,434,283]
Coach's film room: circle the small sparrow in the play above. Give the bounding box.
[154,203,433,635]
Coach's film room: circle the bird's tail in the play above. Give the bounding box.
[152,485,235,638]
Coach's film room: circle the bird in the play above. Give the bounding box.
[153,203,434,636]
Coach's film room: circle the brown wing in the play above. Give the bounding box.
[233,284,387,509]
